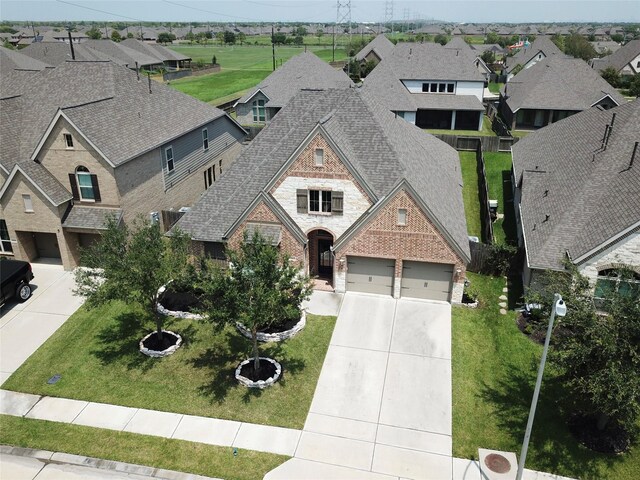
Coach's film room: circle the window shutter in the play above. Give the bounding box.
[331,191,343,215]
[296,189,308,213]
[68,173,80,201]
[90,174,101,202]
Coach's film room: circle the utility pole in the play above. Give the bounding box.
[104,23,108,39]
[336,0,352,74]
[332,24,335,62]
[384,0,394,37]
[271,25,276,71]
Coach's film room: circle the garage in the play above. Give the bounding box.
[401,261,454,302]
[346,256,394,296]
[33,232,61,260]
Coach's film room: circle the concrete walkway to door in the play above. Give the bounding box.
[269,292,454,479]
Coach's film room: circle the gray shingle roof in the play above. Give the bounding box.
[19,42,115,65]
[513,100,640,270]
[411,94,485,111]
[120,39,191,63]
[503,56,625,113]
[0,45,52,71]
[236,52,352,108]
[505,36,565,72]
[355,34,395,62]
[176,87,470,261]
[245,223,282,246]
[590,39,640,73]
[82,39,162,68]
[62,205,123,229]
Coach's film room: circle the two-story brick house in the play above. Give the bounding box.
[0,61,246,269]
[176,88,470,303]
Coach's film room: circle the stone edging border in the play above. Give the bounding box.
[139,330,182,358]
[235,357,282,389]
[156,284,206,320]
[235,310,306,343]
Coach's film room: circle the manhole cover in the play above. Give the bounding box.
[484,453,512,474]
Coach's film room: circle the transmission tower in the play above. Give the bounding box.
[334,0,351,65]
[384,0,394,35]
[403,8,410,33]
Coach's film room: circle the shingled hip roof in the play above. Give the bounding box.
[513,100,640,270]
[175,87,470,262]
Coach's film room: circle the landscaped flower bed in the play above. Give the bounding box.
[236,310,306,342]
[157,283,206,320]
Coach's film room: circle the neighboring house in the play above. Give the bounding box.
[444,37,492,83]
[512,100,640,298]
[82,39,164,70]
[0,61,246,269]
[175,87,470,303]
[504,36,565,79]
[499,56,624,131]
[354,34,395,65]
[233,52,352,126]
[119,39,191,70]
[364,42,486,130]
[590,39,640,77]
[590,41,622,55]
[0,45,53,71]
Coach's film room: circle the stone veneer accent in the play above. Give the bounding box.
[335,189,467,302]
[578,231,640,285]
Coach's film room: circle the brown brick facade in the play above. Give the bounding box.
[226,201,306,268]
[335,189,466,281]
[270,133,372,201]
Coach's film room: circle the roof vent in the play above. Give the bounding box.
[543,189,548,197]
[544,214,550,222]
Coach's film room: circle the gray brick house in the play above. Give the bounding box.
[0,61,245,269]
[176,88,470,303]
[512,99,640,297]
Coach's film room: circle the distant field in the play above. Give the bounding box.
[167,45,347,105]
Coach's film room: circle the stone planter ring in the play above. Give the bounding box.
[156,283,205,320]
[236,310,306,343]
[139,330,182,358]
[235,357,282,389]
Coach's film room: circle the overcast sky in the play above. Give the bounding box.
[1,0,638,24]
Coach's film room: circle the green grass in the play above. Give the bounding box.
[2,301,336,429]
[426,115,495,137]
[459,152,481,239]
[170,69,271,103]
[0,415,287,480]
[483,152,517,245]
[488,82,504,94]
[452,273,640,479]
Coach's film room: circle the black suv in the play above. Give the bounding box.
[1,259,34,304]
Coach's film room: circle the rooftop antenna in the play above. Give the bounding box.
[66,24,75,60]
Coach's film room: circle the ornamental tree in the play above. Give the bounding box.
[75,216,191,342]
[203,231,312,373]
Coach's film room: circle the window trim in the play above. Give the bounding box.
[22,194,33,213]
[314,148,324,167]
[398,208,407,226]
[308,189,332,215]
[202,128,209,151]
[252,98,266,122]
[75,166,95,202]
[63,133,74,149]
[165,146,175,173]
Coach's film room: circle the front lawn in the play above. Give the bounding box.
[452,273,640,479]
[0,415,287,480]
[2,301,336,429]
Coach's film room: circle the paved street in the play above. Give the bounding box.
[0,263,83,384]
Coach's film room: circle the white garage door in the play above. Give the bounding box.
[401,261,453,302]
[346,256,395,296]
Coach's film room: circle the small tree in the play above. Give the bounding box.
[481,50,495,64]
[237,32,246,45]
[600,67,620,87]
[185,31,195,44]
[127,32,134,39]
[564,33,598,61]
[610,33,624,43]
[316,28,324,38]
[434,33,448,45]
[272,32,287,45]
[293,35,303,46]
[75,217,191,343]
[212,55,217,65]
[86,26,103,40]
[223,30,236,45]
[628,74,640,97]
[204,231,312,373]
[157,32,175,44]
[111,30,122,42]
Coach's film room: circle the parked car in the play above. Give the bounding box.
[1,259,34,304]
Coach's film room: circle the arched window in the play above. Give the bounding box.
[76,166,95,201]
[594,268,640,308]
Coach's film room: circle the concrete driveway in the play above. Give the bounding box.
[0,263,83,384]
[268,292,453,479]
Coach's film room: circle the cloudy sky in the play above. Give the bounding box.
[1,0,638,23]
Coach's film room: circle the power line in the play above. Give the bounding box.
[240,0,327,9]
[54,0,143,22]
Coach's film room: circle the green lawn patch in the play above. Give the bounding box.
[459,152,481,239]
[452,272,640,480]
[488,82,503,94]
[483,152,517,245]
[427,115,495,137]
[2,301,336,429]
[169,69,271,103]
[0,415,287,480]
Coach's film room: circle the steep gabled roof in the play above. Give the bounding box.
[502,56,624,113]
[355,34,395,62]
[19,41,115,65]
[235,52,352,108]
[505,36,564,72]
[120,38,191,62]
[513,100,640,270]
[591,39,640,73]
[82,39,162,68]
[176,88,470,261]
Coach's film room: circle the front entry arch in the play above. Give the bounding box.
[307,229,334,286]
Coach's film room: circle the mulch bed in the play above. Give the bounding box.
[568,413,631,454]
[160,288,205,313]
[142,331,179,351]
[516,313,547,345]
[239,359,278,382]
[258,316,300,334]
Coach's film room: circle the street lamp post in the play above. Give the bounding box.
[516,293,567,480]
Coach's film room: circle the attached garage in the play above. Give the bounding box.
[33,232,61,260]
[346,256,395,296]
[401,261,454,302]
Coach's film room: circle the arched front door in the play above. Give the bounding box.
[308,229,334,285]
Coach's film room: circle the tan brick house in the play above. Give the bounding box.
[176,88,470,303]
[0,61,246,269]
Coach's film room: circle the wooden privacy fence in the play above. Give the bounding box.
[432,134,518,152]
[161,210,186,232]
[476,142,494,244]
[467,240,492,273]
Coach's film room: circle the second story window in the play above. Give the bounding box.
[202,128,209,150]
[252,99,265,122]
[75,166,96,201]
[422,82,455,94]
[398,208,407,226]
[165,146,174,172]
[22,194,33,212]
[64,133,74,148]
[314,148,324,166]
